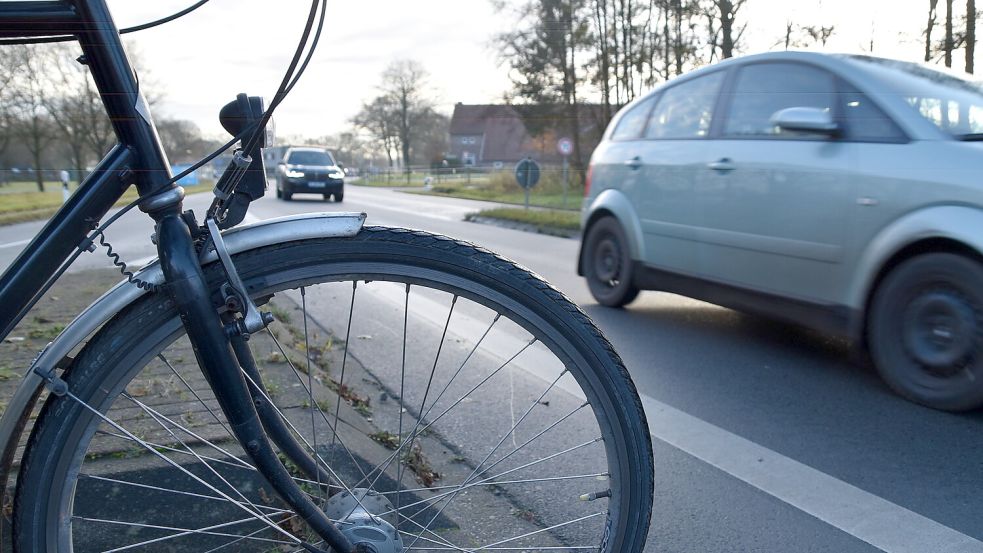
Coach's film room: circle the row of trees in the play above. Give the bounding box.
[494,0,751,171]
[0,44,218,191]
[924,0,978,72]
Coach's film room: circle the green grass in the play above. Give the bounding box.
[404,169,584,211]
[355,171,493,188]
[0,180,214,226]
[468,207,581,233]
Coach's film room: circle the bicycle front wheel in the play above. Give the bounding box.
[15,226,653,552]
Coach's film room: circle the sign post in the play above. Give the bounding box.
[557,137,574,209]
[514,157,541,210]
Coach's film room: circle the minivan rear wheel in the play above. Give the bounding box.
[868,253,983,411]
[584,217,640,307]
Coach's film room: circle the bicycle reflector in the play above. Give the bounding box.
[216,93,268,229]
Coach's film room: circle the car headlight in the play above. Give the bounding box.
[286,169,304,178]
[328,171,344,179]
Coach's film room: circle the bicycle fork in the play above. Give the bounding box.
[155,211,355,553]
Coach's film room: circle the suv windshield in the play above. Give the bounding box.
[848,55,983,139]
[287,150,335,166]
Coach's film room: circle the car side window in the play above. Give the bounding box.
[723,63,836,138]
[644,71,724,139]
[611,96,657,141]
[838,86,907,142]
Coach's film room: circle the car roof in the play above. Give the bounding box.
[612,51,953,141]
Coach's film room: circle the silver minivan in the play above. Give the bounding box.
[579,51,983,411]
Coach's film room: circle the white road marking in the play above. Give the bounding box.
[0,238,30,250]
[351,281,983,553]
[643,396,983,553]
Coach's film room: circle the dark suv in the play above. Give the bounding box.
[275,147,344,202]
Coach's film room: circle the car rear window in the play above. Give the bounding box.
[723,63,835,138]
[644,71,724,139]
[610,96,657,141]
[287,150,334,165]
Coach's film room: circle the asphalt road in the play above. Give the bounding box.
[2,184,982,552]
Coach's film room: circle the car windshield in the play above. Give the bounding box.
[287,150,334,165]
[848,55,983,139]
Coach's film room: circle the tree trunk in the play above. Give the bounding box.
[946,0,954,67]
[673,0,683,75]
[662,1,671,79]
[927,0,939,61]
[719,0,735,58]
[968,0,976,73]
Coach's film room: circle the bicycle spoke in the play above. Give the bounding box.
[399,437,603,526]
[474,511,606,551]
[300,286,323,503]
[331,280,358,447]
[157,353,236,441]
[200,515,302,553]
[119,393,285,533]
[65,390,301,544]
[395,283,411,527]
[265,324,371,485]
[79,474,289,516]
[404,368,568,550]
[72,515,292,552]
[354,337,537,493]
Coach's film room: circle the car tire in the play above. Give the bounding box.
[275,182,282,199]
[282,189,292,201]
[334,191,343,202]
[868,253,983,411]
[583,216,640,307]
[322,193,331,201]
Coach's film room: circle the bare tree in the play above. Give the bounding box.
[353,95,400,169]
[41,43,103,182]
[380,60,433,176]
[7,45,57,192]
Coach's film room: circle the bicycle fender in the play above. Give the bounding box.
[0,211,366,503]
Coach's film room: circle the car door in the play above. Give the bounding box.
[693,62,857,304]
[634,70,727,274]
[596,95,658,219]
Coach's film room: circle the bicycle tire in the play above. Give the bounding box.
[15,226,653,552]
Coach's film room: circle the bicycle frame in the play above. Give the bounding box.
[0,0,173,340]
[0,3,356,550]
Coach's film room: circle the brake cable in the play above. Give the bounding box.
[0,0,213,45]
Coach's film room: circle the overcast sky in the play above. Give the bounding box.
[104,1,954,139]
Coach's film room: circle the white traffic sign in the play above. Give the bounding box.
[557,137,574,156]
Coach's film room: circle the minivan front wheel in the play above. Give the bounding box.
[584,217,640,307]
[868,253,983,411]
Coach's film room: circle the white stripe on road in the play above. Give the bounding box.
[0,238,30,250]
[642,396,983,553]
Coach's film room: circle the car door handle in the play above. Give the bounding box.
[707,158,736,172]
[624,156,642,170]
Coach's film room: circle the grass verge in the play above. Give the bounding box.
[466,207,581,237]
[0,181,213,226]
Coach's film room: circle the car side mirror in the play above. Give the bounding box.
[770,107,839,136]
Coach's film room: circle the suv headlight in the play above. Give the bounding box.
[328,170,344,179]
[286,169,305,178]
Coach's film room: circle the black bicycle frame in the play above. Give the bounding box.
[0,3,354,551]
[0,0,174,340]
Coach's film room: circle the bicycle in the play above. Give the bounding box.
[0,1,654,551]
